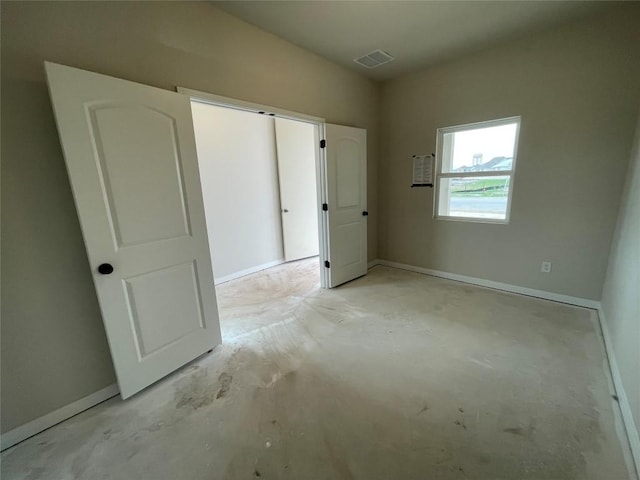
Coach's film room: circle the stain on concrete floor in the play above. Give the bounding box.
[1,259,634,479]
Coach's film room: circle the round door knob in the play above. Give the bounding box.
[98,263,114,275]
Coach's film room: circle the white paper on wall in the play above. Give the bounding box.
[412,154,434,187]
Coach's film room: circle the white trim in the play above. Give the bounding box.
[370,259,599,308]
[213,259,285,285]
[367,259,379,269]
[316,122,330,289]
[432,214,510,225]
[1,383,119,451]
[598,308,640,478]
[438,170,515,179]
[177,87,324,124]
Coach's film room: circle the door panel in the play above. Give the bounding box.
[333,222,363,268]
[90,105,191,247]
[45,62,222,399]
[124,261,204,358]
[336,141,361,208]
[325,124,367,287]
[274,118,319,262]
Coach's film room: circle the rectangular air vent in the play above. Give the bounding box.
[354,49,394,69]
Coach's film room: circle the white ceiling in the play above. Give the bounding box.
[213,1,617,81]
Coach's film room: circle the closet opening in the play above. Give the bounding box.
[188,96,324,340]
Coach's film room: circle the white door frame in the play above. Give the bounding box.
[177,87,330,288]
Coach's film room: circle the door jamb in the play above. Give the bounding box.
[176,87,329,288]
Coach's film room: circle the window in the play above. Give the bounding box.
[435,116,520,223]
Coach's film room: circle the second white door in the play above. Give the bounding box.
[325,124,368,287]
[275,118,319,262]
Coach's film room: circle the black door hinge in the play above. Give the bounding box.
[324,260,330,268]
[322,203,328,211]
[362,211,369,216]
[320,139,326,148]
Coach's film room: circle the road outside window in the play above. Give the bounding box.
[435,117,520,223]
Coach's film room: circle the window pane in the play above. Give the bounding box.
[441,123,517,173]
[438,176,510,220]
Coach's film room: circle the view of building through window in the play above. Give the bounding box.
[436,119,519,221]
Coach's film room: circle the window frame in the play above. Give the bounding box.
[434,116,521,224]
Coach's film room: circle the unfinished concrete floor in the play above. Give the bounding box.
[1,259,634,480]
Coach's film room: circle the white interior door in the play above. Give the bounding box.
[274,118,319,262]
[325,124,367,287]
[45,62,222,399]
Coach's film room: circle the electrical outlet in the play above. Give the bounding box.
[541,261,552,273]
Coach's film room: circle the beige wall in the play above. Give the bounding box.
[0,1,379,434]
[379,6,640,300]
[601,107,640,447]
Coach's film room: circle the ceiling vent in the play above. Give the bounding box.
[353,49,394,69]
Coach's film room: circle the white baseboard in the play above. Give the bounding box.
[214,259,285,285]
[0,383,119,451]
[598,308,640,478]
[369,259,599,309]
